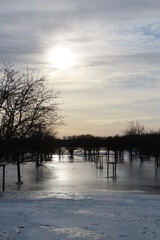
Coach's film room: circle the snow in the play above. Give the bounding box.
[0,191,160,240]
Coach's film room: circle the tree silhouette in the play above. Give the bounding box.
[0,64,62,183]
[123,120,145,136]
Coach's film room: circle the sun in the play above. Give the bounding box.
[49,47,75,70]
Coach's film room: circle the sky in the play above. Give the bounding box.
[0,0,160,137]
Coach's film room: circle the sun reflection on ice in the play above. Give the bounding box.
[52,154,60,162]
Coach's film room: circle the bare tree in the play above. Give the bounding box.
[123,120,145,136]
[122,120,145,161]
[0,64,62,183]
[0,64,61,139]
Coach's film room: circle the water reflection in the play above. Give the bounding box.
[0,154,160,193]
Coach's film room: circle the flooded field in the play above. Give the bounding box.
[0,153,160,193]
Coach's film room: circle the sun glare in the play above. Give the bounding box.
[49,47,75,70]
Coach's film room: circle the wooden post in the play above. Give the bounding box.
[115,162,117,177]
[3,165,5,191]
[0,164,6,192]
[113,162,117,178]
[107,162,109,178]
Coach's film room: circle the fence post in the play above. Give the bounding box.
[0,164,6,192]
[3,165,5,191]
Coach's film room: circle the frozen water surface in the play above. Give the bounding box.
[0,154,160,194]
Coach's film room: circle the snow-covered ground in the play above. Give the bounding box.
[0,191,160,240]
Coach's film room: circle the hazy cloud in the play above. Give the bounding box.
[1,0,160,136]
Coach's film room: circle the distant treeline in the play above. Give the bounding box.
[1,131,160,165]
[60,133,160,165]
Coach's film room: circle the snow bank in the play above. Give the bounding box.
[0,191,160,240]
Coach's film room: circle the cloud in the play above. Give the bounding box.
[1,0,160,136]
[86,116,158,126]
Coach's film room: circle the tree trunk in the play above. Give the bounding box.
[16,156,23,184]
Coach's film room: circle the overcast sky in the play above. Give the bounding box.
[1,0,160,137]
